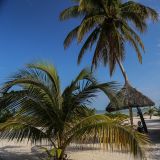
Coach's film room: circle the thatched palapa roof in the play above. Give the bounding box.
[106,83,155,112]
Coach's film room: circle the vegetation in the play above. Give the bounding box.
[156,107,160,118]
[144,107,158,119]
[37,146,63,160]
[0,109,13,123]
[105,112,129,120]
[0,62,149,160]
[60,0,158,76]
[60,0,158,126]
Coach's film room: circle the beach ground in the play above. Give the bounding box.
[0,116,159,160]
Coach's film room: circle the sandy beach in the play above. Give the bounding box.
[0,116,160,160]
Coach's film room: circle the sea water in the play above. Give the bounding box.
[96,107,150,116]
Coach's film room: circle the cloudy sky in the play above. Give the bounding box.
[0,0,159,110]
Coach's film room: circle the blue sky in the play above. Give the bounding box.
[0,0,159,109]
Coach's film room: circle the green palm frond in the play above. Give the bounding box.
[0,118,48,144]
[0,61,149,159]
[105,112,129,122]
[61,0,158,76]
[59,5,83,21]
[77,28,100,64]
[27,61,60,95]
[77,15,105,42]
[121,1,158,22]
[64,26,79,49]
[65,115,149,159]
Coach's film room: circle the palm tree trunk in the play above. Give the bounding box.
[48,137,59,159]
[59,148,66,160]
[116,57,129,84]
[129,106,133,126]
[115,57,134,126]
[116,58,148,132]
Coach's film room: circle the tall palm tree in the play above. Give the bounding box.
[0,62,149,160]
[60,0,158,125]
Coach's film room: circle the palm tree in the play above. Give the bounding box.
[156,107,160,119]
[60,0,158,125]
[0,61,149,160]
[144,107,157,119]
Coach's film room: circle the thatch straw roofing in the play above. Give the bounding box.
[106,83,155,112]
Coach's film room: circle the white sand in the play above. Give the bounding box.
[67,116,160,160]
[0,115,159,160]
[67,145,135,160]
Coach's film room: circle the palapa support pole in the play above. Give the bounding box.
[129,106,133,126]
[136,106,148,133]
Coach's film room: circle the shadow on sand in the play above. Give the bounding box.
[146,119,160,144]
[0,146,39,160]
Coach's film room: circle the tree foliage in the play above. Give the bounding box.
[0,61,149,159]
[60,0,158,75]
[144,107,158,119]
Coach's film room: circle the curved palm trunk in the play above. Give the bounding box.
[59,149,65,160]
[116,58,148,132]
[116,57,129,84]
[116,57,133,126]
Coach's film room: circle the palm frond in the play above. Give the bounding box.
[0,61,148,159]
[0,117,48,144]
[27,61,60,95]
[78,28,100,64]
[77,15,105,42]
[61,0,158,78]
[60,5,83,21]
[64,26,79,49]
[65,115,149,159]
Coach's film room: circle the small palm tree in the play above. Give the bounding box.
[144,107,157,119]
[156,107,160,119]
[60,0,158,125]
[0,61,149,160]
